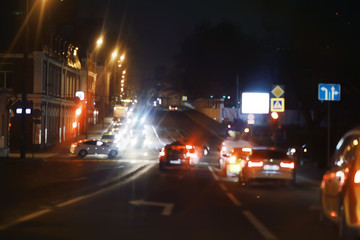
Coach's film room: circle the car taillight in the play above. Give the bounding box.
[71,143,77,148]
[248,160,263,168]
[160,149,165,157]
[354,170,360,183]
[280,161,295,169]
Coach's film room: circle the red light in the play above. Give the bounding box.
[354,170,360,183]
[280,161,295,169]
[248,161,263,168]
[271,112,279,120]
[160,149,165,157]
[330,211,337,218]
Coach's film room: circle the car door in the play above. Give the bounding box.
[322,135,357,217]
[96,140,107,154]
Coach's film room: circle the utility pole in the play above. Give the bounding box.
[20,0,29,159]
[236,75,239,119]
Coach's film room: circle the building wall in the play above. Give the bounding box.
[3,51,82,151]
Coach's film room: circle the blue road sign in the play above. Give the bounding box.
[318,84,341,101]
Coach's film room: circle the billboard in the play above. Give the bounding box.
[241,92,269,114]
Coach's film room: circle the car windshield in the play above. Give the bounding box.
[102,135,114,139]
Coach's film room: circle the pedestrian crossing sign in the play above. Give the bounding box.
[270,98,285,112]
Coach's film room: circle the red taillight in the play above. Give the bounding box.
[248,160,263,168]
[280,161,295,169]
[160,149,165,157]
[354,170,360,183]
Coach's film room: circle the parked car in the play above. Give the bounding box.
[239,147,296,185]
[70,139,119,158]
[320,127,360,239]
[101,131,117,144]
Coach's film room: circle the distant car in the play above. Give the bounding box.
[239,147,296,185]
[168,105,178,111]
[320,127,360,239]
[101,131,116,144]
[159,141,198,170]
[70,139,119,158]
[222,147,252,178]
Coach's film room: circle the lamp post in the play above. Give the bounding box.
[20,0,30,159]
[85,36,103,138]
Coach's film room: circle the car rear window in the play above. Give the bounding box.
[251,150,287,159]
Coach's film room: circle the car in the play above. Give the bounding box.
[239,147,296,185]
[70,139,119,158]
[222,147,252,178]
[101,131,117,144]
[320,127,360,239]
[168,105,178,111]
[159,141,198,170]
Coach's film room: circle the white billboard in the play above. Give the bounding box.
[241,92,269,114]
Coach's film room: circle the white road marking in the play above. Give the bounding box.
[243,210,277,240]
[0,209,51,231]
[208,166,219,181]
[129,199,174,216]
[0,163,156,231]
[226,192,242,207]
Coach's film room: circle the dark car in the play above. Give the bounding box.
[159,141,198,170]
[239,147,296,186]
[320,127,360,239]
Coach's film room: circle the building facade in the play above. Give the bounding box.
[0,49,82,153]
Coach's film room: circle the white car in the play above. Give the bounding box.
[70,139,119,158]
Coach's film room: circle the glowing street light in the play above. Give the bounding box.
[96,37,103,47]
[111,50,118,59]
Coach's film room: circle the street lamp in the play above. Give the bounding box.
[96,37,103,47]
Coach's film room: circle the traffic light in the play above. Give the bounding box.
[270,112,279,127]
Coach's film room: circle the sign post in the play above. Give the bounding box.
[318,83,341,167]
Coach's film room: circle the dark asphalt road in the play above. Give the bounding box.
[0,108,334,239]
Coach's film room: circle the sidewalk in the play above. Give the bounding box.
[4,117,114,160]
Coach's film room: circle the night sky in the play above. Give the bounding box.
[79,0,301,88]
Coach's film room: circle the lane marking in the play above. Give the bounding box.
[226,192,242,207]
[243,210,277,240]
[219,183,228,192]
[0,163,156,231]
[0,209,51,231]
[208,166,219,181]
[129,199,174,216]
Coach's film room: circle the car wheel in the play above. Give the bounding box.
[78,150,87,158]
[108,150,118,158]
[338,204,358,240]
